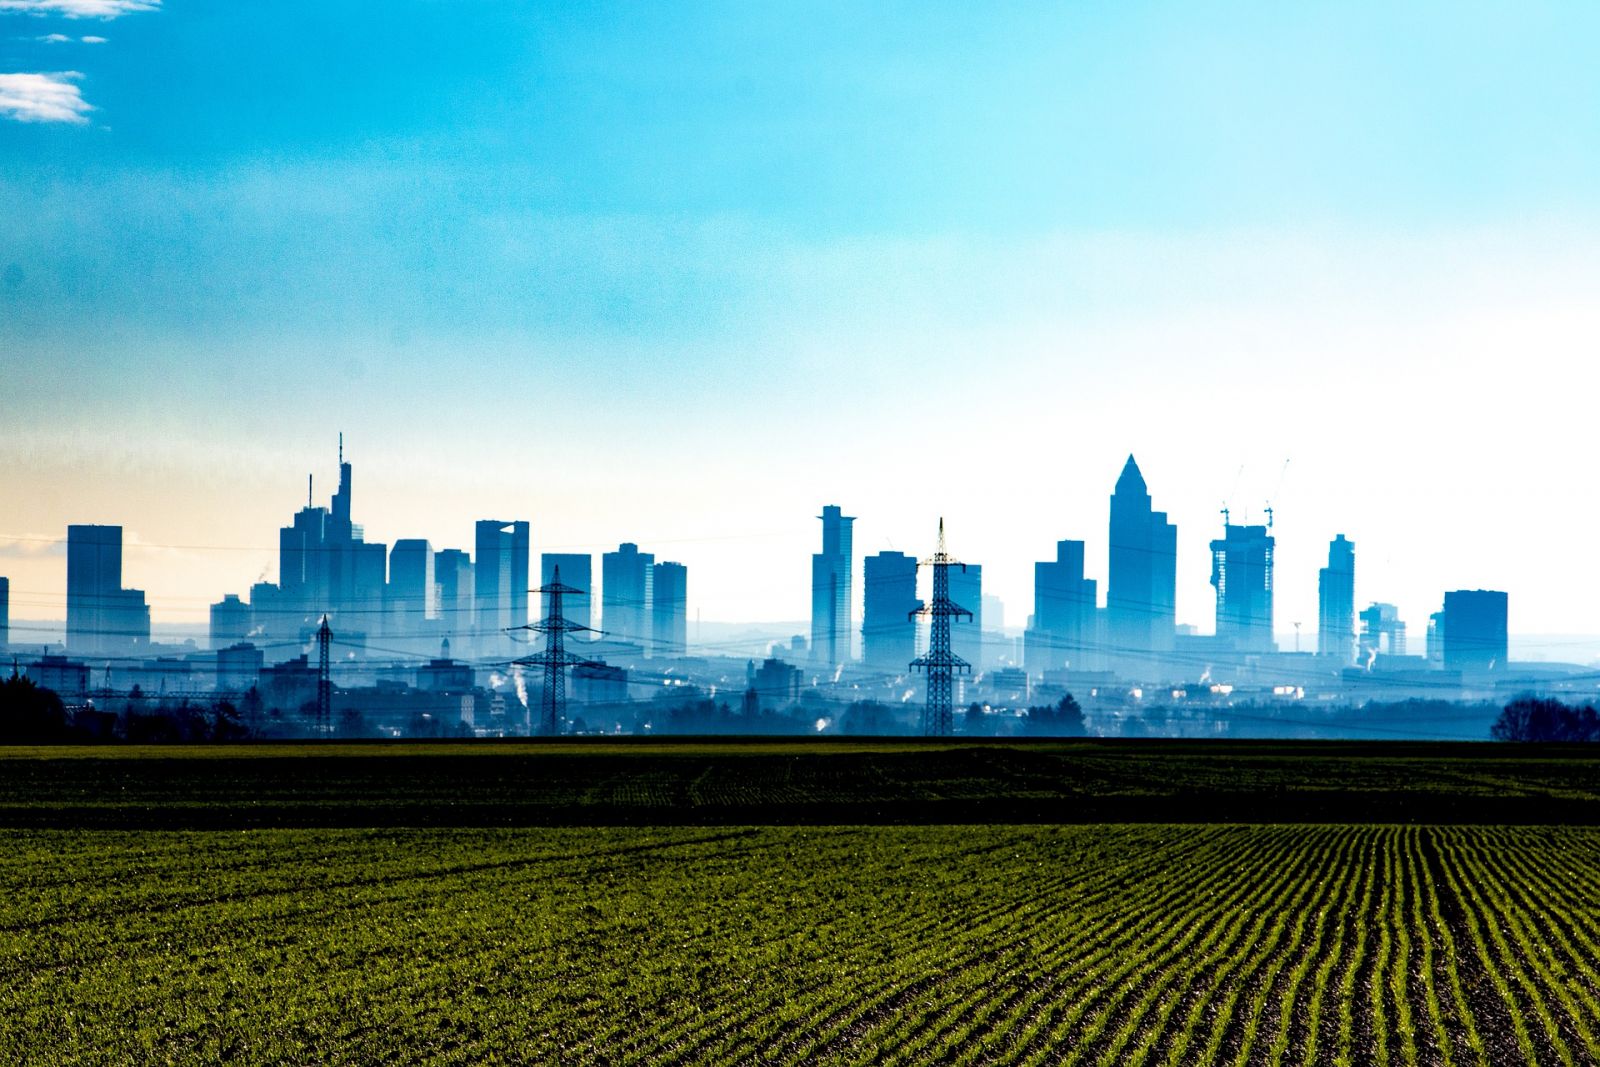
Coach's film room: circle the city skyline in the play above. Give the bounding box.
[0,441,1556,666]
[6,3,1600,642]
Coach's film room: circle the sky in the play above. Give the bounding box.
[3,1,1600,650]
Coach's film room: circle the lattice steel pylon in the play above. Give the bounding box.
[514,566,594,736]
[315,615,333,736]
[909,518,973,737]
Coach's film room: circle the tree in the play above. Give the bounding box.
[1492,697,1600,742]
[1026,694,1087,737]
[0,676,70,743]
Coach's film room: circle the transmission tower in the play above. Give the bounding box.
[315,615,332,736]
[514,566,594,736]
[910,518,973,737]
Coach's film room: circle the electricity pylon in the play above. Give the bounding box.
[515,566,594,736]
[910,518,972,737]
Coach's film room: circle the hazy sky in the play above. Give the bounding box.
[4,2,1600,648]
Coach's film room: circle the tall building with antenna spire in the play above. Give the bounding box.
[265,436,387,642]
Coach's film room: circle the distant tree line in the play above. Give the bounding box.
[1491,697,1600,742]
[0,676,258,744]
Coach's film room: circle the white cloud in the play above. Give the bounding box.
[33,33,109,43]
[0,0,158,17]
[80,34,106,42]
[0,71,91,123]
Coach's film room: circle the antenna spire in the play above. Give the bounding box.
[338,431,343,465]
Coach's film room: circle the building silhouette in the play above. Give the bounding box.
[602,542,654,652]
[811,505,855,667]
[0,575,9,650]
[1317,534,1356,662]
[216,642,264,693]
[1441,590,1508,673]
[651,561,688,657]
[271,443,387,640]
[387,539,437,638]
[1210,521,1275,654]
[949,562,982,675]
[1027,540,1098,674]
[861,550,920,674]
[474,520,529,656]
[434,548,475,648]
[541,553,593,635]
[1106,457,1177,670]
[66,524,150,656]
[209,593,251,650]
[1359,603,1406,660]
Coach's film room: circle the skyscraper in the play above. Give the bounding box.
[861,550,921,673]
[1441,590,1508,673]
[269,441,387,639]
[209,594,251,650]
[1027,540,1099,674]
[474,520,530,653]
[602,543,654,651]
[0,576,8,650]
[1359,602,1406,659]
[1317,534,1356,662]
[1106,457,1177,670]
[387,539,437,638]
[434,548,474,647]
[1210,522,1276,653]
[651,561,688,657]
[66,524,149,656]
[949,563,982,673]
[541,553,593,634]
[810,505,855,666]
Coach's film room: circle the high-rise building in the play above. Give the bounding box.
[1107,457,1177,669]
[1426,610,1446,666]
[949,562,982,673]
[862,551,921,673]
[1210,522,1276,654]
[1027,540,1098,674]
[434,548,475,647]
[387,539,437,637]
[66,524,149,656]
[1317,534,1356,662]
[602,543,654,651]
[651,561,688,657]
[268,442,387,639]
[810,505,855,666]
[1441,590,1508,673]
[540,553,593,634]
[0,575,8,650]
[209,594,251,650]
[216,642,264,693]
[1359,603,1406,659]
[474,520,530,653]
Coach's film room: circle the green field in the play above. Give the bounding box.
[6,823,1600,1064]
[4,739,1600,826]
[8,741,1600,1063]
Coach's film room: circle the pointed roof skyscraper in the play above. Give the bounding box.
[1115,454,1148,497]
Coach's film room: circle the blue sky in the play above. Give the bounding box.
[4,1,1600,643]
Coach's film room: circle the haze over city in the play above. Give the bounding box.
[5,1,1600,643]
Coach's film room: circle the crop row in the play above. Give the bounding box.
[3,825,1600,1064]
